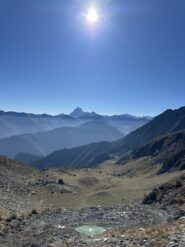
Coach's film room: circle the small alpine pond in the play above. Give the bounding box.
[75,225,106,236]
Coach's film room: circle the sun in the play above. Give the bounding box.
[86,7,99,24]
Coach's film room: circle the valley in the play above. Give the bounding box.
[0,108,150,158]
[0,156,185,246]
[1,156,183,213]
[1,0,185,245]
[0,107,185,246]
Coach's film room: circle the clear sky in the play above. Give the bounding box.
[0,0,185,116]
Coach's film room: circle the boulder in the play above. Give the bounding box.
[58,179,65,185]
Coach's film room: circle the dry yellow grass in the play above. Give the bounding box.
[34,163,185,209]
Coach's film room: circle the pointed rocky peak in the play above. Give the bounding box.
[70,107,100,118]
[70,107,85,117]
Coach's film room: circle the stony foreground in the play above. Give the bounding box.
[1,156,185,246]
[0,204,185,247]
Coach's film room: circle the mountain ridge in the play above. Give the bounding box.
[0,107,152,119]
[0,120,123,157]
[117,129,185,175]
[0,108,151,139]
[32,106,185,169]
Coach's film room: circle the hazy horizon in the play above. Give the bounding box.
[1,0,185,116]
[1,105,184,118]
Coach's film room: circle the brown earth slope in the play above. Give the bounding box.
[143,174,185,208]
[117,130,185,175]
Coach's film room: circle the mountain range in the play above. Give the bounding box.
[32,106,185,170]
[0,107,151,138]
[0,107,150,157]
[0,120,123,157]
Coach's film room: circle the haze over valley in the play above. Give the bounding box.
[1,0,185,246]
[0,107,150,158]
[1,106,185,247]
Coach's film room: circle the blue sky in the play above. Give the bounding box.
[0,0,185,116]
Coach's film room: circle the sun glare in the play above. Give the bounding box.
[87,7,99,24]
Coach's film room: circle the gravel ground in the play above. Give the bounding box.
[1,204,183,247]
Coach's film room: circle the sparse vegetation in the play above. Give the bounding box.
[6,213,17,223]
[0,215,3,221]
[31,209,38,215]
[143,174,185,206]
[0,141,185,246]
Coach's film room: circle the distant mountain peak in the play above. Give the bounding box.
[70,107,99,118]
[70,107,85,117]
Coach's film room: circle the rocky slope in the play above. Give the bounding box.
[1,156,185,246]
[117,129,185,174]
[1,204,185,247]
[0,205,174,247]
[0,156,42,213]
[111,106,185,156]
[0,156,79,213]
[143,174,185,207]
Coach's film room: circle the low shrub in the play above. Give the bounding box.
[6,213,17,222]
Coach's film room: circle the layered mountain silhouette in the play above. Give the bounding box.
[14,153,42,165]
[32,106,185,169]
[32,141,112,169]
[0,120,124,157]
[0,108,150,139]
[0,108,150,158]
[0,109,78,138]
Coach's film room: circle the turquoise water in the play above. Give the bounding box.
[75,225,106,236]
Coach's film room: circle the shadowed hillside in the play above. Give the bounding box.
[110,106,185,156]
[32,107,185,169]
[32,141,112,169]
[0,120,123,157]
[117,130,185,175]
